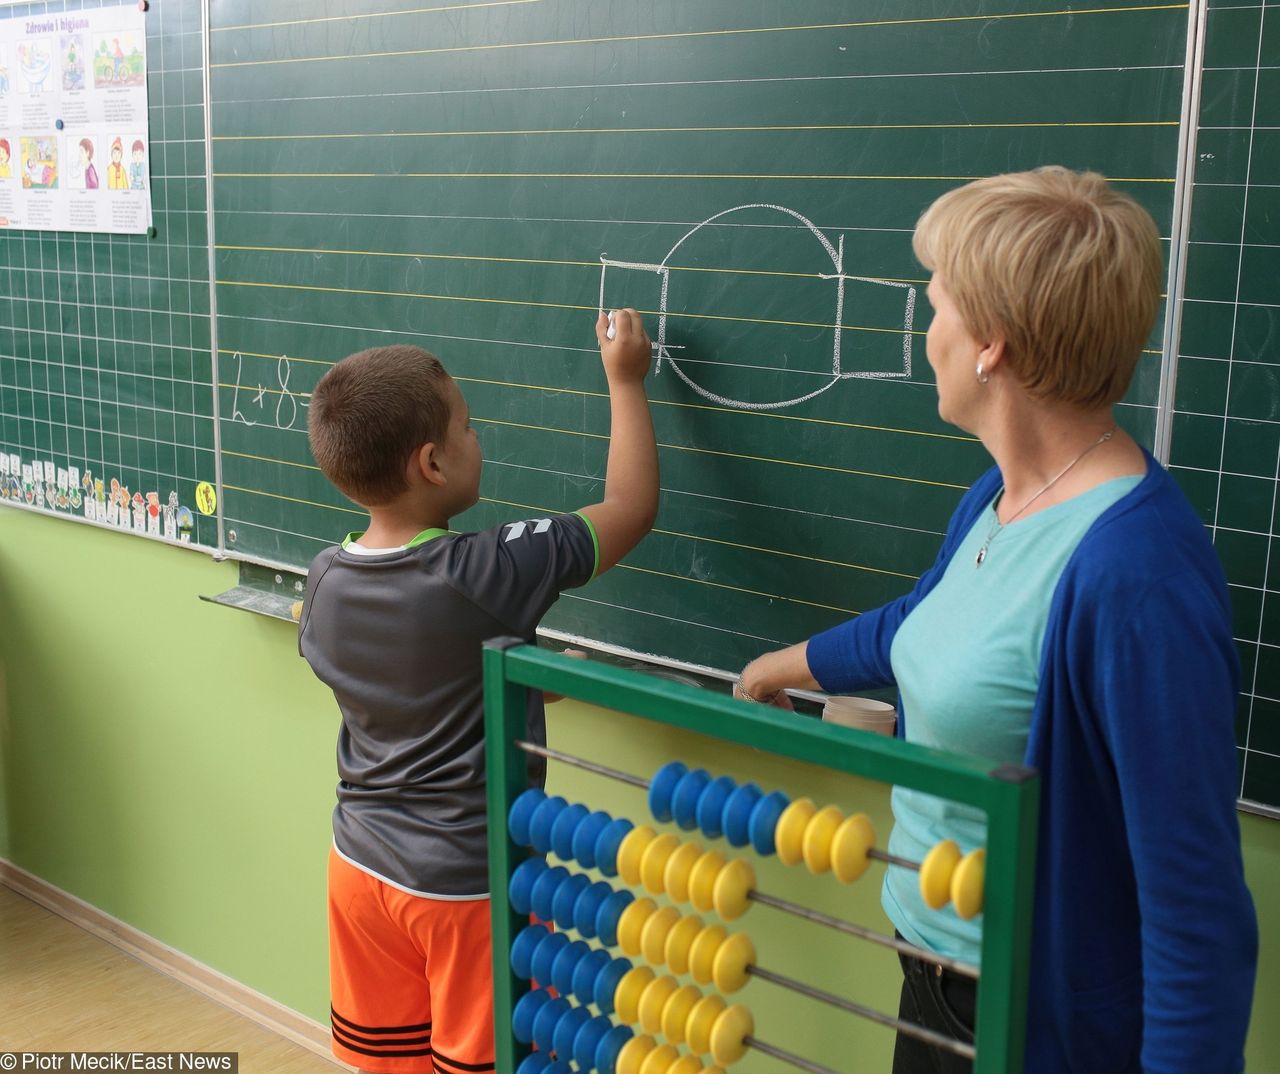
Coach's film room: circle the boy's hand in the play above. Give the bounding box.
[596,308,652,384]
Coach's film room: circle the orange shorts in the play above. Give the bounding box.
[328,847,496,1074]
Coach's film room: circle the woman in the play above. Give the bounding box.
[736,168,1256,1074]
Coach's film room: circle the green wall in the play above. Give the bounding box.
[0,505,1276,1069]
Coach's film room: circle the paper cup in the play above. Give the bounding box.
[822,696,897,735]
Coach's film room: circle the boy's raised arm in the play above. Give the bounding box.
[578,308,659,576]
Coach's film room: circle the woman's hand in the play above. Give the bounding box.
[734,644,817,710]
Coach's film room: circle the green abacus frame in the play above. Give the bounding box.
[484,640,1040,1074]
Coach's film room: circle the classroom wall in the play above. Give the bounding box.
[0,505,1277,1071]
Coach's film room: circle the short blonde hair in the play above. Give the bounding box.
[913,167,1162,408]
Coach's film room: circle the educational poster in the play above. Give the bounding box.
[0,5,151,234]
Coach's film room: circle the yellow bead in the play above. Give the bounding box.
[618,825,658,887]
[642,833,682,895]
[801,804,844,875]
[919,839,962,910]
[616,1035,658,1074]
[774,798,816,867]
[667,1057,705,1074]
[663,841,703,904]
[831,812,876,884]
[639,1044,681,1074]
[709,1004,754,1067]
[688,850,726,912]
[618,897,659,957]
[661,983,703,1045]
[685,993,727,1055]
[641,905,682,967]
[615,965,657,1025]
[687,923,727,985]
[638,974,680,1036]
[951,848,986,920]
[664,913,705,976]
[712,858,755,921]
[711,931,756,994]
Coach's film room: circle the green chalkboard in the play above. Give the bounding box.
[1168,0,1280,812]
[206,0,1188,674]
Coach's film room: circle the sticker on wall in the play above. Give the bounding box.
[176,505,193,543]
[194,481,216,516]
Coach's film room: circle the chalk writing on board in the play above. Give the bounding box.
[598,204,916,412]
[228,352,310,431]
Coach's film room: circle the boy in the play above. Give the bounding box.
[299,310,657,1074]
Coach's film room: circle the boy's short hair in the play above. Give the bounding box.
[912,166,1162,408]
[309,344,453,506]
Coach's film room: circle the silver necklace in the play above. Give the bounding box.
[974,427,1116,568]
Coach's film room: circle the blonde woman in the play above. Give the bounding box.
[736,168,1257,1073]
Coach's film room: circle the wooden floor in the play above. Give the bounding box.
[0,883,347,1072]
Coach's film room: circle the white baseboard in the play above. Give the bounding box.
[0,860,347,1068]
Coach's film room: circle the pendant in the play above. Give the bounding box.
[975,545,988,567]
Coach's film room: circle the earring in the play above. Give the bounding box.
[976,363,990,384]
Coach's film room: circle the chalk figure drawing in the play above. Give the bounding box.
[599,204,916,411]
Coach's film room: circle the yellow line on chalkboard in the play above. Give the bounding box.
[222,483,366,516]
[224,449,318,469]
[474,415,967,490]
[215,171,1174,183]
[216,278,922,336]
[215,121,1178,141]
[213,0,545,33]
[210,5,1188,70]
[216,244,929,286]
[617,563,860,616]
[217,352,971,441]
[482,494,918,581]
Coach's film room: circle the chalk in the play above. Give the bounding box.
[606,310,617,340]
[291,600,304,621]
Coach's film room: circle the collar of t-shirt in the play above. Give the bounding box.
[340,528,447,555]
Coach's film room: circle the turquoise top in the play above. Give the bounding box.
[884,475,1141,962]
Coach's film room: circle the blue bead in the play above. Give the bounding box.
[721,782,763,847]
[512,988,550,1044]
[695,775,737,839]
[552,1003,592,1061]
[571,811,612,869]
[573,880,614,939]
[551,939,591,997]
[511,923,552,979]
[573,1015,613,1070]
[749,789,791,856]
[593,889,635,947]
[532,996,572,1054]
[509,788,547,847]
[516,1054,552,1074]
[529,930,570,988]
[571,948,611,1007]
[509,857,549,916]
[671,768,711,829]
[528,796,568,855]
[647,761,687,823]
[593,956,632,1015]
[545,1063,574,1074]
[592,818,634,877]
[550,802,590,861]
[595,1025,635,1074]
[530,865,569,923]
[552,873,591,932]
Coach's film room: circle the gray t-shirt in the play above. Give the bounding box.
[299,514,597,897]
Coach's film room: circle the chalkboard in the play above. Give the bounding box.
[206,0,1187,675]
[0,0,218,549]
[1168,0,1279,813]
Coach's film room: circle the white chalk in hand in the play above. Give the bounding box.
[606,310,617,340]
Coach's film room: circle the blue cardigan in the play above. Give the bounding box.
[807,451,1257,1074]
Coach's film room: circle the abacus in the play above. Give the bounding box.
[484,641,1038,1074]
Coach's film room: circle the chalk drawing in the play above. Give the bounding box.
[599,203,915,411]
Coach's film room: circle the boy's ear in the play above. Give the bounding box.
[412,442,448,487]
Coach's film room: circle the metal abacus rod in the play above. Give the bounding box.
[516,738,981,980]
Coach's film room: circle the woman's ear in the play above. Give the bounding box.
[978,333,1007,375]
